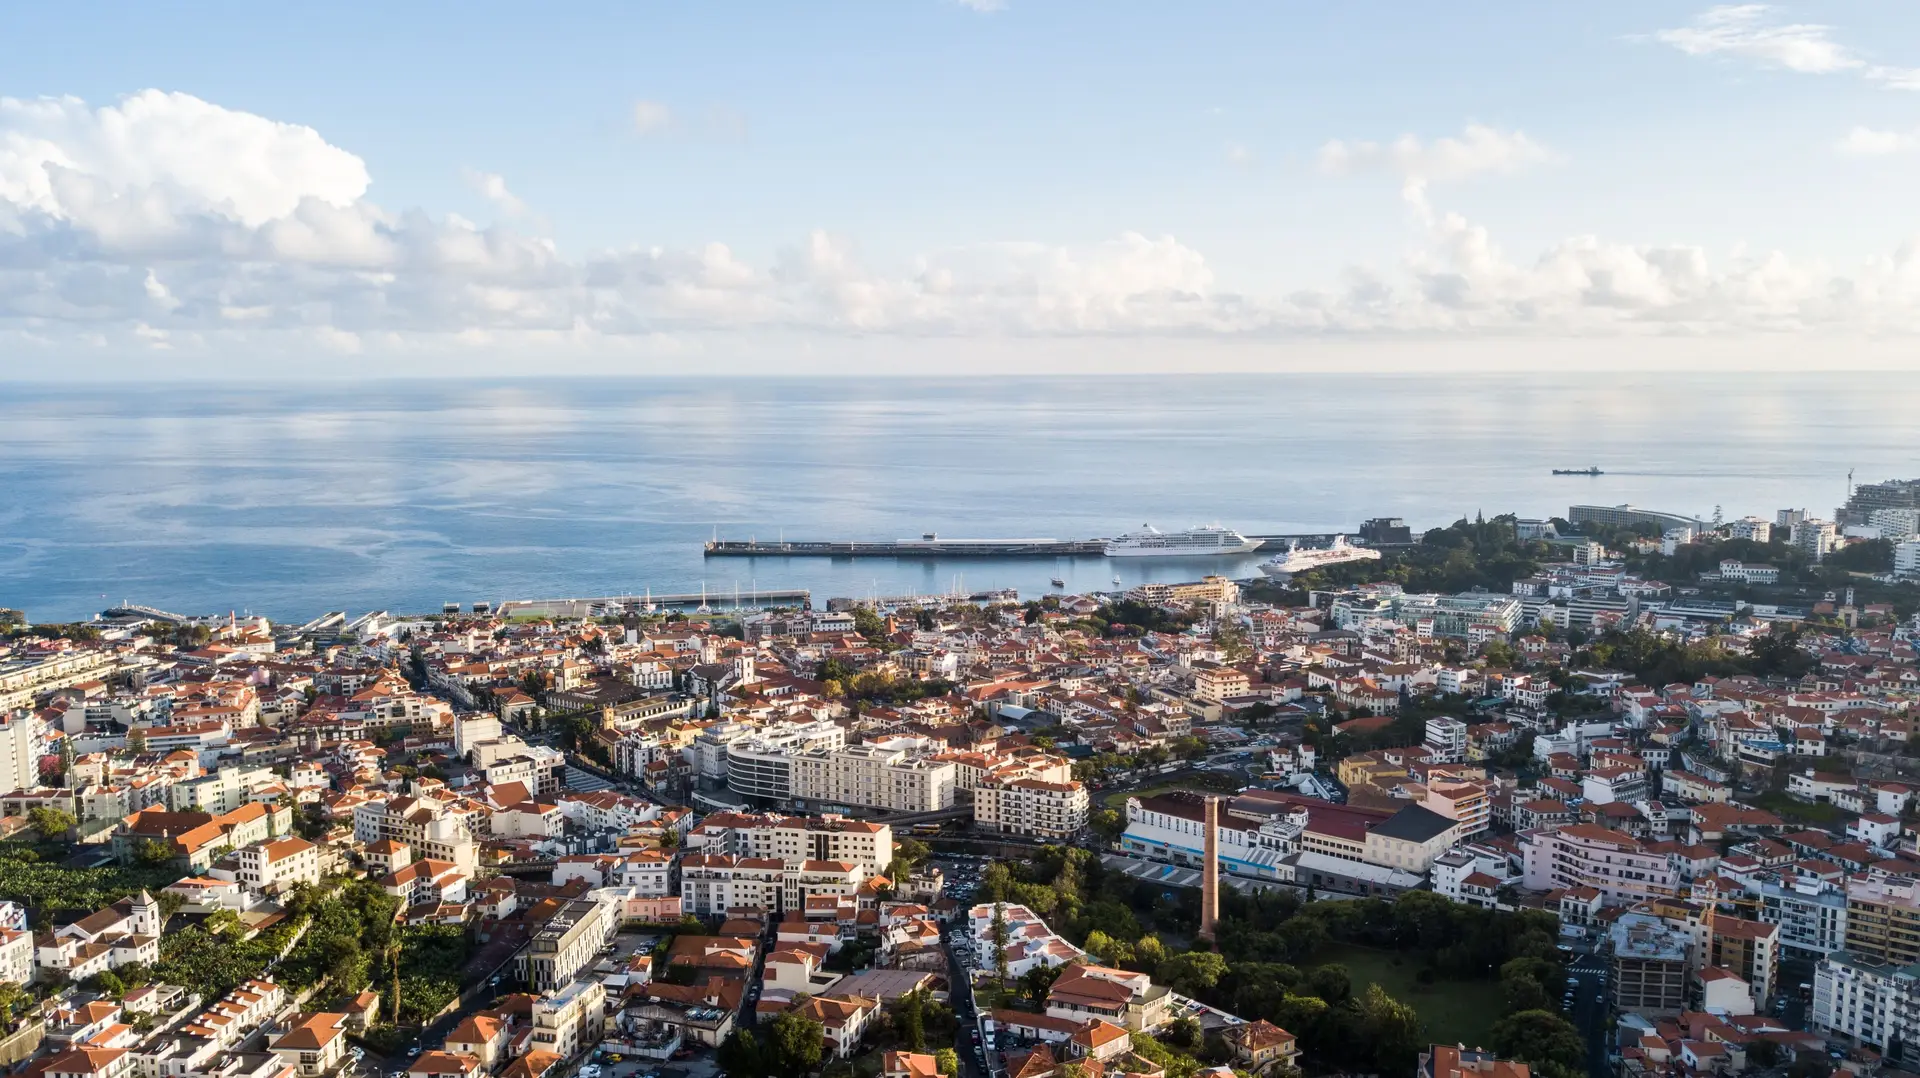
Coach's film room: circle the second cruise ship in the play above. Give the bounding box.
[1104,524,1261,558]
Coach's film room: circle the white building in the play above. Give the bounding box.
[973,777,1089,840]
[1897,541,1920,579]
[233,837,322,894]
[686,812,894,874]
[1792,519,1840,562]
[1422,717,1467,764]
[1717,560,1780,585]
[790,740,957,813]
[1729,517,1773,543]
[1813,951,1920,1058]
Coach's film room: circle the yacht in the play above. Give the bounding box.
[1050,577,1066,588]
[1258,535,1382,578]
[1104,523,1261,558]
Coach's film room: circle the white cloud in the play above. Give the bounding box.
[462,168,526,216]
[17,89,1920,367]
[1653,4,1857,73]
[1836,126,1918,155]
[1652,5,1920,89]
[1224,143,1253,168]
[631,100,673,134]
[0,90,368,230]
[1317,124,1556,189]
[952,0,1005,12]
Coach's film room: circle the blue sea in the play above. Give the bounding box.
[3,373,1918,623]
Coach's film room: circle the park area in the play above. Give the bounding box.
[1315,943,1506,1050]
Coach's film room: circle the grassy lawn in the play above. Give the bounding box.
[1314,944,1505,1050]
[1747,790,1845,825]
[1102,775,1239,808]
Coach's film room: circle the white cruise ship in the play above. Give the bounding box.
[1258,535,1382,578]
[1104,524,1261,558]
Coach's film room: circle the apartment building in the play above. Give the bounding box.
[1846,878,1920,966]
[234,837,321,894]
[1422,779,1489,840]
[678,854,787,917]
[1710,915,1780,1006]
[268,1013,351,1078]
[0,712,44,797]
[1192,663,1252,704]
[686,812,894,874]
[712,720,847,801]
[351,796,477,875]
[791,740,957,813]
[1423,717,1468,764]
[1756,876,1850,960]
[0,926,31,986]
[1610,912,1691,1018]
[973,777,1090,840]
[521,899,616,992]
[1521,825,1679,906]
[0,649,117,711]
[1813,951,1920,1060]
[529,979,607,1061]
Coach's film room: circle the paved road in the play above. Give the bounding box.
[1563,952,1610,1078]
[943,927,993,1078]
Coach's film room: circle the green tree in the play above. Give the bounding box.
[1355,983,1425,1074]
[0,981,31,1026]
[892,988,927,1051]
[134,838,176,867]
[934,1048,959,1076]
[1157,952,1229,998]
[1134,934,1169,970]
[29,806,76,841]
[767,1009,826,1078]
[1018,964,1063,1008]
[1084,930,1134,967]
[717,1029,767,1077]
[1089,808,1126,843]
[1490,1009,1585,1072]
[1166,1016,1204,1052]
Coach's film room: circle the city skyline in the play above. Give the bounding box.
[7,2,1920,377]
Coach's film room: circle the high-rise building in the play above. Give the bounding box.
[0,712,41,796]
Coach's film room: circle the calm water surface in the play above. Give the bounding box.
[2,374,1917,622]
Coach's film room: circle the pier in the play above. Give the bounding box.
[705,532,1360,558]
[705,536,1106,558]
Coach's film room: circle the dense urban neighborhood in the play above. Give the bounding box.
[12,490,1920,1078]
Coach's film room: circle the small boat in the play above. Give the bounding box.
[1112,575,1123,586]
[1552,466,1604,476]
[1050,577,1065,588]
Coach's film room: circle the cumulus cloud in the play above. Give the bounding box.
[1836,126,1918,155]
[1317,124,1556,189]
[952,0,1006,12]
[15,89,1920,364]
[631,100,673,134]
[0,90,369,231]
[461,168,526,216]
[1652,5,1920,89]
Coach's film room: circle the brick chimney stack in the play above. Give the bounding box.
[1199,794,1220,944]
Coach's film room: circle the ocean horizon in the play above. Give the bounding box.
[4,371,1917,623]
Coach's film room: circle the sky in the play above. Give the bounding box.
[6,1,1920,377]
